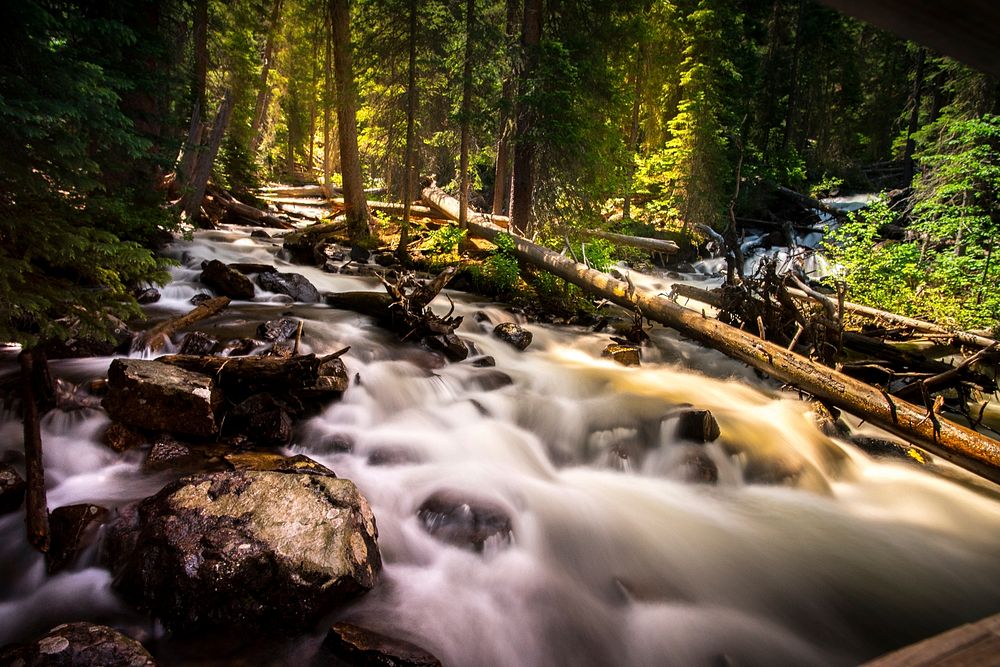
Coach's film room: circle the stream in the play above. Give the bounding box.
[1,224,999,666]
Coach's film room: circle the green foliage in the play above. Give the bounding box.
[469,232,521,296]
[421,224,467,255]
[0,0,176,346]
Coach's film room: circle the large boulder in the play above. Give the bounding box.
[323,623,442,667]
[102,359,222,438]
[104,469,381,633]
[200,259,255,300]
[256,271,321,303]
[0,622,156,667]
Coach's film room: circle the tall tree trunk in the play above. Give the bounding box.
[623,44,644,221]
[458,0,475,236]
[182,90,236,223]
[491,0,518,215]
[397,0,419,258]
[308,25,320,175]
[510,0,542,236]
[323,8,334,190]
[20,350,50,554]
[251,0,285,152]
[902,47,927,185]
[782,0,805,153]
[329,0,372,242]
[176,0,209,190]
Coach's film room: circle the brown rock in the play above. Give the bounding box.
[602,344,641,367]
[323,623,441,667]
[0,622,156,667]
[0,462,26,515]
[46,504,109,574]
[200,259,255,300]
[492,322,532,351]
[673,408,721,443]
[102,422,147,453]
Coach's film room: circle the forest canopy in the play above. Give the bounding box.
[2,0,999,345]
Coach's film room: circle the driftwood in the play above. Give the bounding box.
[422,184,1000,484]
[211,189,296,230]
[20,351,49,553]
[327,268,467,361]
[136,296,231,352]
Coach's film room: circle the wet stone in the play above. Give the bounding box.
[417,491,513,553]
[672,448,719,484]
[0,462,26,515]
[256,271,321,303]
[372,251,397,267]
[350,245,372,263]
[257,317,300,342]
[133,287,161,305]
[190,293,213,306]
[492,322,532,351]
[0,622,156,667]
[468,355,496,368]
[851,436,932,466]
[368,447,423,467]
[46,503,110,574]
[218,338,260,357]
[104,470,381,633]
[465,369,514,392]
[200,259,255,300]
[223,452,336,476]
[323,623,442,667]
[673,408,721,444]
[102,422,147,453]
[178,331,219,356]
[102,359,222,438]
[602,343,641,367]
[250,229,272,239]
[228,393,293,447]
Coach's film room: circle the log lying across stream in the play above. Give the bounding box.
[422,185,1000,484]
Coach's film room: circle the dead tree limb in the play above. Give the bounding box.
[20,350,50,553]
[422,184,1000,484]
[136,296,231,352]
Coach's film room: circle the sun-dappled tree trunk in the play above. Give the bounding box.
[397,0,419,258]
[251,0,284,152]
[182,90,235,223]
[458,0,475,236]
[492,0,518,215]
[510,0,542,236]
[329,0,372,242]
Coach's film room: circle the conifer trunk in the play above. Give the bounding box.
[458,0,475,236]
[397,0,419,258]
[492,0,518,215]
[329,0,372,242]
[182,90,235,223]
[510,0,542,235]
[251,0,284,152]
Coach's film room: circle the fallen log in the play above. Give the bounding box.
[20,350,49,553]
[773,184,845,217]
[422,185,1000,484]
[553,226,679,254]
[211,189,296,230]
[136,296,231,352]
[785,287,999,350]
[329,197,450,221]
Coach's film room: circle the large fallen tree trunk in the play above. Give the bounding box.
[210,189,296,230]
[773,184,845,218]
[554,226,679,254]
[328,197,449,221]
[423,185,1000,484]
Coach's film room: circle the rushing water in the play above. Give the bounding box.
[1,227,999,666]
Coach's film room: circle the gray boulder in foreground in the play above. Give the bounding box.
[104,467,381,633]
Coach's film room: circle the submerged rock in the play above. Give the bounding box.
[602,343,641,367]
[200,259,255,300]
[256,271,320,303]
[0,462,26,515]
[178,331,219,356]
[492,322,532,351]
[257,317,300,342]
[46,503,109,574]
[851,435,932,466]
[323,623,442,667]
[417,490,513,553]
[672,408,721,443]
[227,393,293,447]
[0,622,156,667]
[105,469,381,633]
[102,359,222,438]
[672,448,719,484]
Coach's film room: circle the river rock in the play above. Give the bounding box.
[417,490,513,553]
[350,245,371,263]
[227,393,293,447]
[256,271,320,303]
[46,503,109,574]
[602,343,641,367]
[0,462,26,515]
[222,452,336,476]
[323,623,442,667]
[200,259,255,300]
[178,331,219,356]
[469,355,496,367]
[250,229,271,239]
[372,251,397,268]
[133,287,161,304]
[141,435,204,473]
[851,435,932,465]
[673,408,721,443]
[105,469,381,632]
[492,322,532,351]
[103,359,222,438]
[423,332,469,362]
[190,293,213,306]
[672,448,719,484]
[0,622,156,667]
[257,317,300,342]
[102,422,147,453]
[218,337,261,356]
[314,356,350,394]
